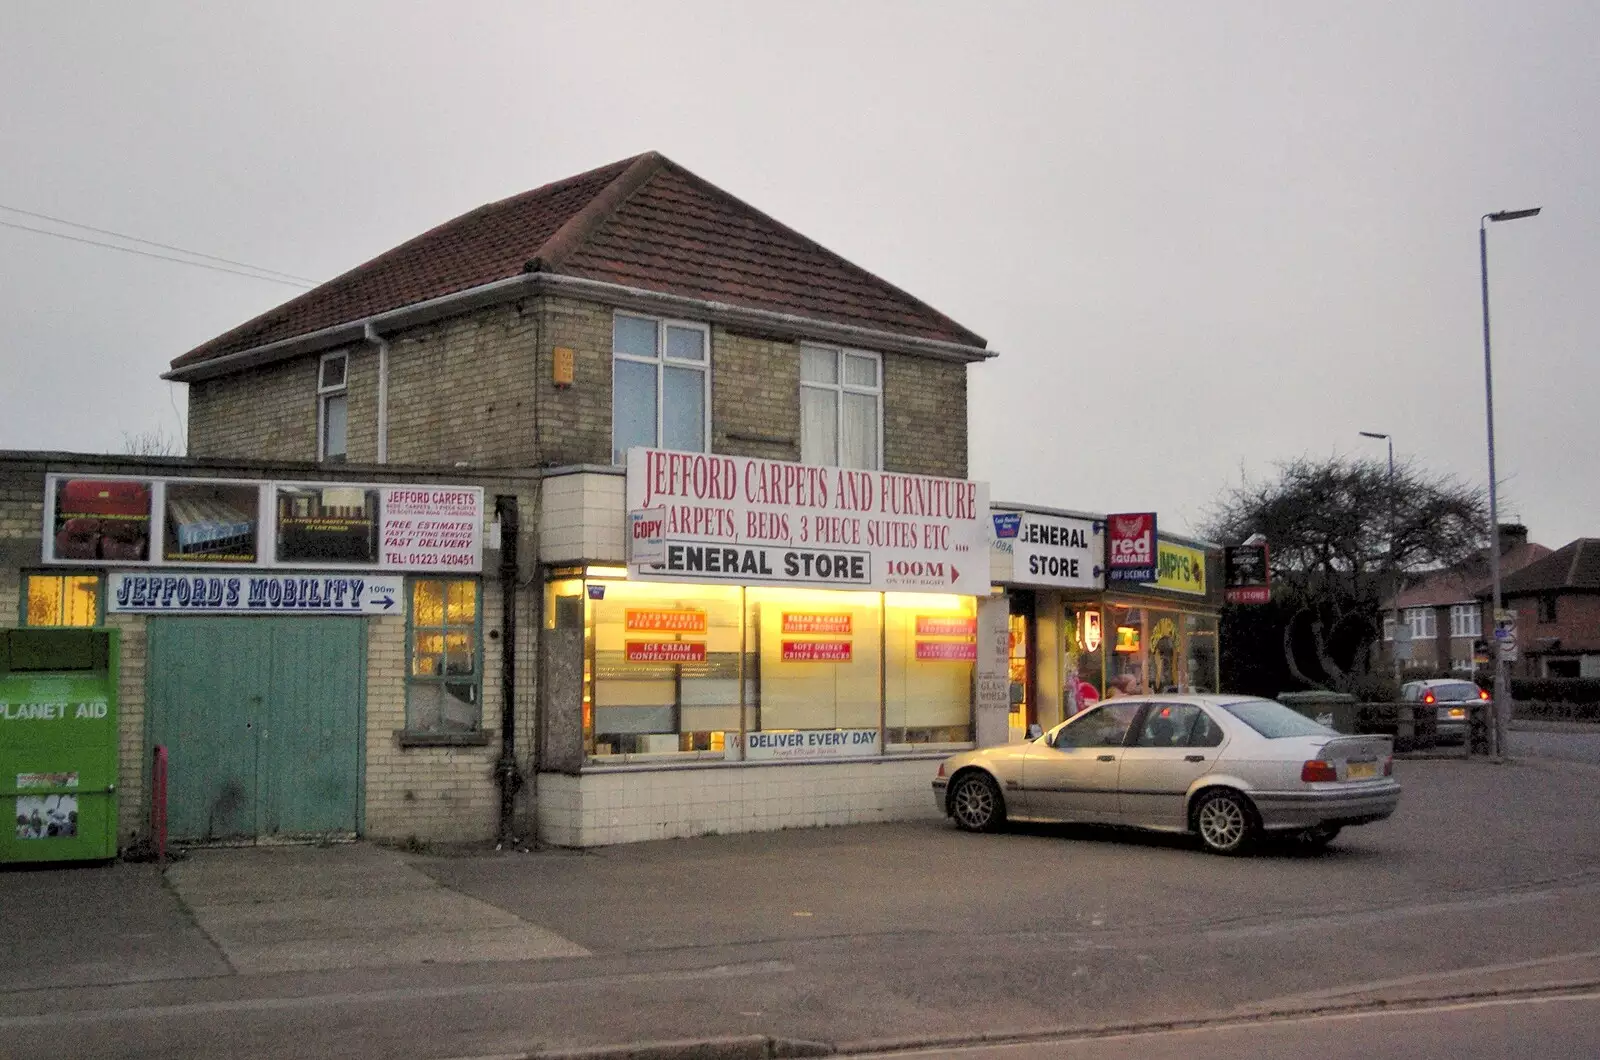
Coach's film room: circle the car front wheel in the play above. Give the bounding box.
[1193,789,1257,855]
[949,772,1005,833]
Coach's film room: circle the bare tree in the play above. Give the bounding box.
[1203,456,1487,692]
[119,428,182,457]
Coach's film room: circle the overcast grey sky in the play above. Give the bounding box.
[2,2,1594,547]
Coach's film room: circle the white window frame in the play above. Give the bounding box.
[318,351,349,463]
[799,345,884,470]
[611,312,711,463]
[1382,615,1396,642]
[1449,603,1482,639]
[1405,607,1436,640]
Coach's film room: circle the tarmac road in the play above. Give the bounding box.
[3,757,1599,1059]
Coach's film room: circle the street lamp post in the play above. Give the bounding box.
[1359,431,1398,688]
[1480,207,1541,762]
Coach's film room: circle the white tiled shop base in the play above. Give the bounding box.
[535,757,947,847]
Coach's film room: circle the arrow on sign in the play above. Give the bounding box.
[950,565,960,584]
[376,595,396,611]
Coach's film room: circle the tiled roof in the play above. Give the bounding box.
[1391,541,1552,609]
[173,152,984,370]
[1498,539,1600,595]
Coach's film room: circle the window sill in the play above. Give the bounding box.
[397,730,492,748]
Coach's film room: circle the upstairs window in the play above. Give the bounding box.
[318,352,348,463]
[612,313,709,463]
[1538,596,1558,623]
[1449,604,1482,639]
[800,346,881,469]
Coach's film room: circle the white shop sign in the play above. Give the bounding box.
[731,728,881,761]
[992,511,1103,589]
[108,571,404,615]
[625,448,989,595]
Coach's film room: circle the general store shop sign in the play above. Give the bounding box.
[626,448,990,595]
[42,475,483,573]
[991,511,1104,590]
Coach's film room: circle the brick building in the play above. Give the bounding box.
[1377,524,1550,675]
[1489,538,1600,678]
[7,152,1002,850]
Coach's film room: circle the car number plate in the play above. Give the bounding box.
[1346,760,1377,779]
[1446,707,1466,719]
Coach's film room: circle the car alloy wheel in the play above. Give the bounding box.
[1194,790,1255,855]
[950,772,1004,833]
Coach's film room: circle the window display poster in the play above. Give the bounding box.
[52,478,153,562]
[379,487,482,571]
[275,485,379,564]
[625,641,707,664]
[625,608,708,633]
[781,640,853,662]
[164,481,260,563]
[782,612,852,634]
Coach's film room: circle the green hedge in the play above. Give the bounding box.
[1510,677,1600,705]
[1513,700,1600,722]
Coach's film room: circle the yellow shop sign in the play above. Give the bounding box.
[1156,541,1207,595]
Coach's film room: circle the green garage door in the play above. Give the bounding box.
[148,618,364,841]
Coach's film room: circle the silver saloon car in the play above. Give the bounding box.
[932,695,1400,854]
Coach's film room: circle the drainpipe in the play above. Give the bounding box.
[494,496,522,847]
[362,322,390,463]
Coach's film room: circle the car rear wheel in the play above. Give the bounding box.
[950,772,1005,833]
[1193,790,1257,855]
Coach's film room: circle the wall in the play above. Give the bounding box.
[186,294,972,480]
[536,758,944,847]
[0,453,542,850]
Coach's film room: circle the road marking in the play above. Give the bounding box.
[0,960,794,1030]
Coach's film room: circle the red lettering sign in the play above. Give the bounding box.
[782,612,853,634]
[625,641,707,664]
[625,608,707,633]
[781,640,854,662]
[915,616,977,637]
[915,640,977,661]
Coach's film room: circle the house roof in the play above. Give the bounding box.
[171,152,986,372]
[1496,539,1600,596]
[1390,540,1552,609]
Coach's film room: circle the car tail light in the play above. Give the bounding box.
[1383,756,1394,776]
[1423,691,1436,704]
[1302,760,1338,783]
[1479,689,1491,700]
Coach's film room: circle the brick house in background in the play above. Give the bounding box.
[1377,524,1550,675]
[1487,538,1600,679]
[126,150,992,847]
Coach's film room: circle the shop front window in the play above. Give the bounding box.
[746,588,880,734]
[1148,611,1182,692]
[1109,604,1146,693]
[407,578,481,733]
[587,581,741,757]
[1184,613,1219,692]
[1063,605,1105,713]
[886,593,976,747]
[1007,613,1029,740]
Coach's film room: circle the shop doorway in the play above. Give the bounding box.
[147,617,364,841]
[1007,591,1036,741]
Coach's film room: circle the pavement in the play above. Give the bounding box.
[3,744,1600,1059]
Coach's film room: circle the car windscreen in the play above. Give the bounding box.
[1217,699,1337,739]
[1431,682,1483,701]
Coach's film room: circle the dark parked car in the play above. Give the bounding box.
[1400,679,1488,745]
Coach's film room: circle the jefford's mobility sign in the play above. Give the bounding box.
[625,448,989,595]
[1106,512,1157,583]
[107,572,404,615]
